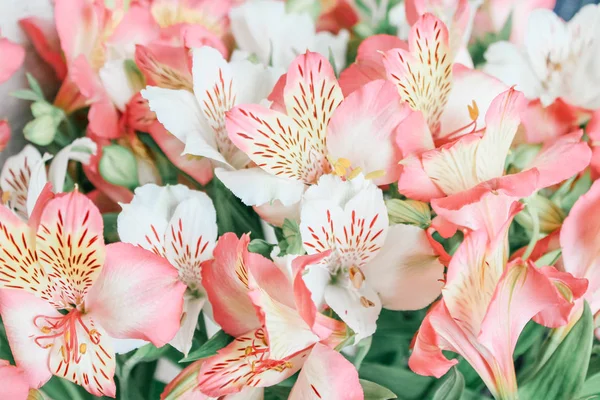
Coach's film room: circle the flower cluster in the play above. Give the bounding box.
[1,0,600,399]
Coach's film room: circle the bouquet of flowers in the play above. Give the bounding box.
[0,0,599,399]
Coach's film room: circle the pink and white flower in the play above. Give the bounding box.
[118,183,218,355]
[299,174,444,339]
[0,190,186,396]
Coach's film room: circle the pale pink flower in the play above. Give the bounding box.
[0,190,186,396]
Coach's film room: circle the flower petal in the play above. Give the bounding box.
[170,295,206,356]
[0,289,55,388]
[85,243,186,347]
[363,224,443,310]
[0,36,25,83]
[35,191,105,306]
[289,343,363,400]
[201,233,261,336]
[0,145,42,219]
[0,359,30,399]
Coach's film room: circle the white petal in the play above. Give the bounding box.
[99,59,136,111]
[170,295,206,356]
[48,137,97,193]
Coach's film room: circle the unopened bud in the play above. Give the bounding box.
[23,115,60,146]
[386,198,431,228]
[516,194,565,234]
[99,144,139,189]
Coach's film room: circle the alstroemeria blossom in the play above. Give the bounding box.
[229,0,349,71]
[409,209,587,399]
[299,174,444,339]
[0,190,185,396]
[340,13,507,149]
[398,88,591,238]
[560,179,600,332]
[484,5,600,110]
[225,51,410,213]
[0,138,97,220]
[118,184,217,355]
[194,233,361,399]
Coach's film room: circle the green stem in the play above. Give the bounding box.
[522,204,539,260]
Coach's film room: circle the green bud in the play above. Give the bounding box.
[23,115,59,146]
[386,199,431,228]
[506,143,542,172]
[30,101,55,118]
[99,144,139,189]
[516,194,565,234]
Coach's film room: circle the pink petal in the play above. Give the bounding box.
[0,289,55,388]
[395,109,435,158]
[397,155,445,201]
[533,266,588,328]
[478,260,567,395]
[134,44,192,90]
[85,243,186,347]
[19,17,67,80]
[382,14,452,136]
[201,233,261,336]
[289,343,363,400]
[338,34,407,96]
[526,129,592,189]
[520,99,582,143]
[0,360,30,399]
[327,79,411,185]
[0,120,10,152]
[36,191,106,306]
[197,328,306,397]
[107,3,160,48]
[0,36,25,83]
[55,0,105,62]
[560,180,600,315]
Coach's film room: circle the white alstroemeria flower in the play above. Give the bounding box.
[484,5,600,109]
[142,46,282,170]
[299,174,444,340]
[229,0,349,71]
[118,184,218,355]
[0,138,97,219]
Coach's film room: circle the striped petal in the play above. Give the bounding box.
[35,191,105,308]
[197,328,307,397]
[0,145,42,219]
[383,14,453,136]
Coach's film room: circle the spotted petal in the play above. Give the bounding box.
[197,328,307,397]
[383,14,453,136]
[35,191,105,307]
[0,145,42,219]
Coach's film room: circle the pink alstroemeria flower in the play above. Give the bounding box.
[409,207,587,400]
[180,233,363,399]
[299,174,444,339]
[0,33,25,84]
[559,179,600,336]
[398,88,591,238]
[339,13,507,149]
[118,184,218,355]
[225,51,411,218]
[0,190,186,396]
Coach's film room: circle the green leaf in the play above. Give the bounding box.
[519,303,594,400]
[264,385,293,400]
[579,372,600,398]
[360,363,432,399]
[360,379,398,400]
[26,73,45,98]
[248,238,276,259]
[41,376,95,400]
[206,177,264,240]
[181,330,234,362]
[431,367,465,400]
[11,89,43,101]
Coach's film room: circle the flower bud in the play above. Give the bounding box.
[386,198,431,228]
[516,194,565,234]
[161,360,204,400]
[30,101,56,118]
[23,115,59,146]
[99,144,139,189]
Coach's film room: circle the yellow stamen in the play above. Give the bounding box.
[360,296,375,308]
[60,346,67,361]
[334,164,347,176]
[468,100,479,121]
[348,266,365,289]
[1,191,11,205]
[337,158,352,168]
[80,344,87,354]
[41,326,51,334]
[365,170,385,180]
[347,167,363,180]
